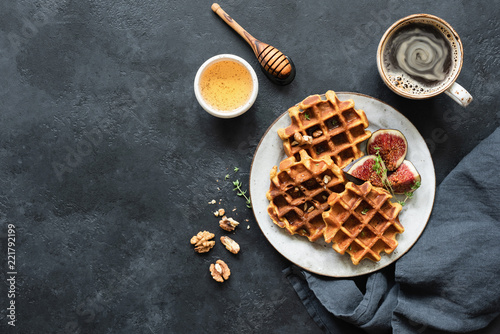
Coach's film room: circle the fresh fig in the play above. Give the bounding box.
[347,155,385,188]
[366,129,408,171]
[387,160,421,194]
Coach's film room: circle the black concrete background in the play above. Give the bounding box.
[0,0,499,333]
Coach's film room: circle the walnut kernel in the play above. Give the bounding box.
[302,135,313,145]
[213,208,225,217]
[190,231,215,253]
[293,132,303,143]
[293,132,313,146]
[219,216,240,232]
[220,236,240,254]
[210,259,231,282]
[312,130,323,138]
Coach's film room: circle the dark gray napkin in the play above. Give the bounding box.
[285,127,500,333]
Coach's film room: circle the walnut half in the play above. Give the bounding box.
[219,216,240,232]
[220,236,240,254]
[292,132,313,146]
[210,259,231,282]
[190,231,215,253]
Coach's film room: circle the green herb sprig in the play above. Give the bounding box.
[233,180,252,208]
[371,146,420,207]
[398,180,421,206]
[372,146,394,194]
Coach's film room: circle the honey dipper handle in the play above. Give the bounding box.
[211,3,259,54]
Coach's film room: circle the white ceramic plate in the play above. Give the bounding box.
[249,92,435,277]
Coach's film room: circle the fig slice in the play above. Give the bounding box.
[347,155,385,188]
[387,160,421,194]
[366,129,408,172]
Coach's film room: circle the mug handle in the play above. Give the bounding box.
[444,82,473,107]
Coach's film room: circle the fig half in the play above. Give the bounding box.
[347,155,384,188]
[366,129,408,171]
[387,160,421,194]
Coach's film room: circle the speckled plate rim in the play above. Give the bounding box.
[249,92,436,277]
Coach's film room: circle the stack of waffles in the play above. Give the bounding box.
[266,91,404,265]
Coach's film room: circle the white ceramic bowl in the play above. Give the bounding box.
[194,54,259,119]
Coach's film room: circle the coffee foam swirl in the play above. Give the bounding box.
[394,28,448,81]
[381,21,459,96]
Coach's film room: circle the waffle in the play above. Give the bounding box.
[266,150,346,242]
[322,182,404,265]
[278,90,371,169]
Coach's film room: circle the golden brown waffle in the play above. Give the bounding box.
[322,182,404,265]
[278,90,371,169]
[266,150,346,242]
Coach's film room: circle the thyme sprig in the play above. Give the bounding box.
[233,180,252,208]
[399,180,421,206]
[372,146,395,194]
[371,146,420,207]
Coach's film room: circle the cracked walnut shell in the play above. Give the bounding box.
[190,231,215,253]
[210,259,231,282]
[219,216,240,232]
[220,236,240,254]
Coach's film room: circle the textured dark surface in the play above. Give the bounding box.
[0,0,498,333]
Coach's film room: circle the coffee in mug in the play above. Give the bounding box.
[377,14,472,107]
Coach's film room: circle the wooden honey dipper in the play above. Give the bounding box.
[211,3,296,85]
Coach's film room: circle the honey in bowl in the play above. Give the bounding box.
[199,60,254,112]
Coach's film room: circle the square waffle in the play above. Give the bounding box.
[322,181,404,265]
[278,90,371,169]
[266,150,346,242]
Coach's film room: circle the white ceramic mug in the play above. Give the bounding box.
[377,14,472,107]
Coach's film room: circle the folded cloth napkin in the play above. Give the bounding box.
[285,127,500,334]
